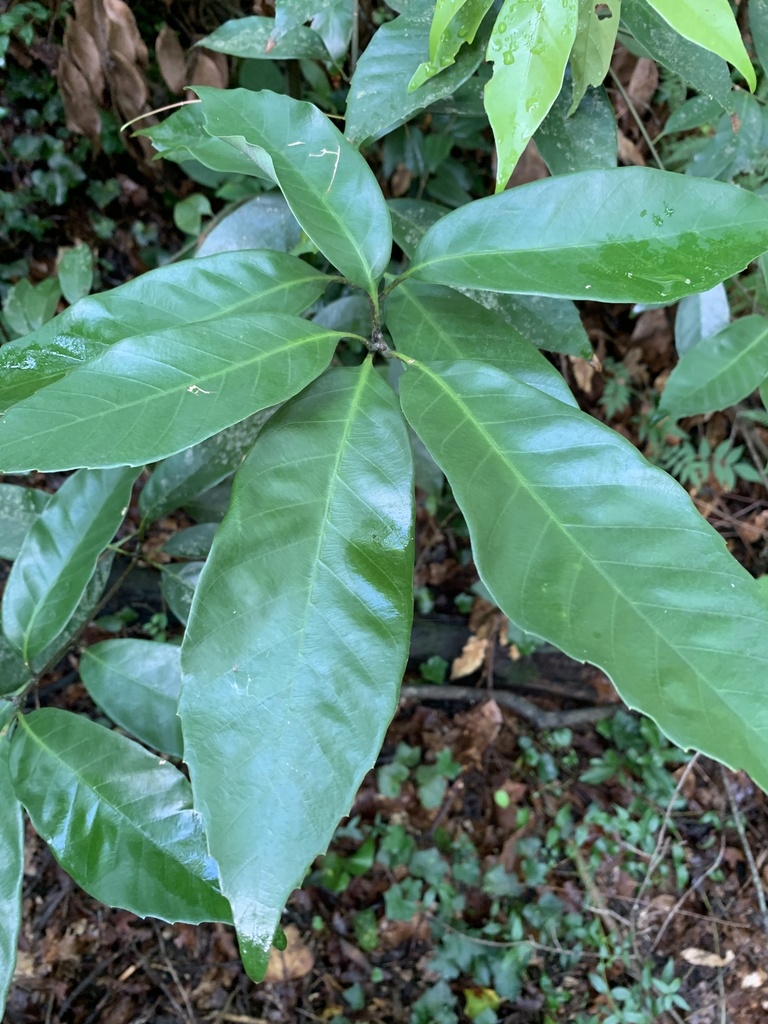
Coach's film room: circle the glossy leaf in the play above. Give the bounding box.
[80,640,184,757]
[180,361,414,978]
[0,633,31,696]
[196,195,301,258]
[399,360,768,790]
[660,315,768,417]
[162,563,204,626]
[750,0,768,78]
[140,412,274,523]
[644,0,755,91]
[58,243,93,305]
[2,469,136,665]
[621,0,734,112]
[569,0,620,112]
[197,88,391,294]
[410,0,494,89]
[535,80,616,174]
[388,198,450,260]
[199,16,331,60]
[0,717,23,1021]
[345,0,490,147]
[135,104,271,179]
[459,290,592,358]
[484,0,578,191]
[0,250,330,410]
[385,281,577,406]
[410,167,768,303]
[0,315,343,472]
[10,709,231,924]
[0,483,48,560]
[313,295,372,337]
[674,283,730,356]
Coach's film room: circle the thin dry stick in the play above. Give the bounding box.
[608,67,665,170]
[721,764,768,940]
[650,833,726,953]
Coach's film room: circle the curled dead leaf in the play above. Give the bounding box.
[155,25,187,94]
[742,969,767,989]
[451,635,488,680]
[187,50,228,90]
[681,947,734,969]
[264,924,314,982]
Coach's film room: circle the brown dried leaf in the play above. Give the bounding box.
[569,356,597,393]
[105,0,148,66]
[468,597,499,638]
[455,699,502,765]
[264,924,314,982]
[108,50,149,123]
[187,50,228,90]
[58,55,102,146]
[451,635,488,680]
[618,131,646,166]
[155,25,188,94]
[627,57,658,111]
[681,947,735,968]
[62,14,104,99]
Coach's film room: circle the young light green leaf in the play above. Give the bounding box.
[80,641,184,757]
[674,283,729,356]
[535,79,616,174]
[180,362,414,980]
[660,315,768,417]
[399,360,768,791]
[1,468,136,665]
[0,483,48,560]
[621,0,734,112]
[10,709,231,924]
[0,726,23,1021]
[196,87,391,294]
[385,280,577,406]
[644,0,755,91]
[410,167,768,303]
[345,0,490,147]
[484,0,578,191]
[199,15,331,60]
[0,315,344,472]
[140,411,274,523]
[0,250,330,411]
[196,195,301,258]
[410,0,494,89]
[569,0,620,112]
[57,243,93,305]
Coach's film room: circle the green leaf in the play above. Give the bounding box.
[162,562,204,626]
[140,412,273,523]
[0,729,23,1020]
[535,81,617,175]
[199,15,332,60]
[388,198,450,260]
[0,483,48,560]
[410,167,768,303]
[80,640,184,757]
[174,194,212,236]
[569,0,620,112]
[0,632,32,696]
[410,0,494,89]
[385,280,577,406]
[345,0,490,147]
[135,104,271,179]
[484,0,579,191]
[750,0,768,79]
[621,0,734,112]
[0,315,343,472]
[9,709,232,924]
[2,468,136,665]
[399,360,768,790]
[57,243,93,305]
[458,291,592,358]
[0,250,330,411]
[3,277,61,337]
[180,361,414,978]
[196,195,301,258]
[685,92,764,182]
[674,283,729,356]
[162,523,218,560]
[643,0,755,91]
[196,88,391,294]
[659,315,768,417]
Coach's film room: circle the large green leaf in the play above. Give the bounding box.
[569,0,620,112]
[644,0,755,91]
[140,412,274,523]
[535,81,617,175]
[399,360,768,789]
[197,88,391,294]
[410,0,495,89]
[484,0,578,190]
[2,469,136,665]
[199,15,332,60]
[10,709,231,923]
[0,715,23,1021]
[385,281,577,406]
[345,0,490,147]
[0,250,330,410]
[180,361,414,979]
[621,0,734,112]
[459,291,592,358]
[80,640,184,757]
[410,167,768,303]
[659,315,768,417]
[0,315,343,472]
[0,483,48,560]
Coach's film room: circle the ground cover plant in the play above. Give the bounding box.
[6,0,768,1016]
